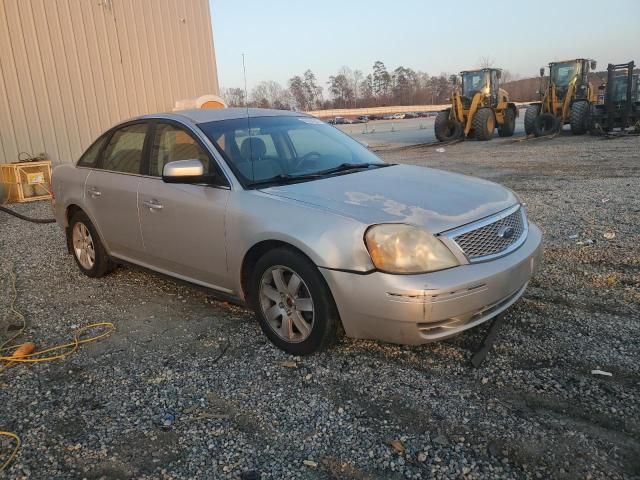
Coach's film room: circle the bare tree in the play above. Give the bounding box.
[250,81,293,109]
[220,87,246,107]
[478,56,495,68]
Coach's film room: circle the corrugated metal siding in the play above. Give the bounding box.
[0,0,219,165]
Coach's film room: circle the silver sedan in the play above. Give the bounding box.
[52,108,542,355]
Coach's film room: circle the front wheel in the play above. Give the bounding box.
[570,100,590,135]
[498,108,516,137]
[250,248,340,355]
[472,108,495,141]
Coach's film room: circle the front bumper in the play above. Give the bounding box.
[320,224,542,345]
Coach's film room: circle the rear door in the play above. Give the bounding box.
[137,121,231,291]
[84,122,149,260]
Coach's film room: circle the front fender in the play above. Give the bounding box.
[226,190,374,296]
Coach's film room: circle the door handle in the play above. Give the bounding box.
[88,188,101,198]
[142,200,163,211]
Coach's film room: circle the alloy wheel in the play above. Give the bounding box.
[259,265,314,343]
[72,222,95,270]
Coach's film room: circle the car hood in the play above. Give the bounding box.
[260,164,518,233]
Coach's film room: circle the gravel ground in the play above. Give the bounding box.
[1,133,639,479]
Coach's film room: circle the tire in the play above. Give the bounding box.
[570,100,590,135]
[498,108,516,137]
[472,108,495,141]
[533,113,558,137]
[524,104,540,135]
[67,211,112,278]
[250,247,340,355]
[434,110,463,142]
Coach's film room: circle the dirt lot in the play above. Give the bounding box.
[1,133,639,479]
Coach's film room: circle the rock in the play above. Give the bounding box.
[433,435,448,446]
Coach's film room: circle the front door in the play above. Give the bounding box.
[84,123,148,260]
[137,122,231,291]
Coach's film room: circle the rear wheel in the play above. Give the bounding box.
[434,110,463,142]
[524,104,540,135]
[498,108,516,137]
[68,211,112,278]
[570,100,590,135]
[250,248,340,355]
[472,108,495,141]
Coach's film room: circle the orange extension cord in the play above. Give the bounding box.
[0,256,114,472]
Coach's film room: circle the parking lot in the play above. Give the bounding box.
[334,112,528,148]
[1,132,639,479]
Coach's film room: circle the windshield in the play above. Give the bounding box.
[550,61,581,87]
[462,71,489,97]
[198,116,386,186]
[610,75,630,102]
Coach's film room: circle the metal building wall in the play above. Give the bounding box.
[0,0,219,165]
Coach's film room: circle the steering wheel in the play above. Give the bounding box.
[294,151,322,170]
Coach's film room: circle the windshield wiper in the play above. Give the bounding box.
[315,162,392,176]
[249,163,394,188]
[248,172,324,187]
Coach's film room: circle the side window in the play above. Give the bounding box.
[150,123,214,177]
[77,133,108,168]
[102,124,147,174]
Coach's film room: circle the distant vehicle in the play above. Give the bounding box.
[328,116,350,125]
[404,112,418,119]
[356,116,370,123]
[436,68,517,142]
[525,58,598,136]
[417,111,436,117]
[590,61,639,134]
[382,114,394,120]
[392,113,406,119]
[367,115,382,121]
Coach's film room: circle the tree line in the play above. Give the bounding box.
[220,60,526,111]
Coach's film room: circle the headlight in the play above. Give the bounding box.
[364,224,459,274]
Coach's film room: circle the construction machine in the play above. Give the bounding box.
[589,61,639,134]
[435,68,518,142]
[524,58,598,136]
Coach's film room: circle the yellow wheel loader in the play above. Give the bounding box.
[524,58,598,136]
[435,68,518,142]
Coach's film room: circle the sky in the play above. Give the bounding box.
[210,0,640,91]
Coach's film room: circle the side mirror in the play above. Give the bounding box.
[450,75,458,85]
[539,67,545,77]
[162,159,206,184]
[590,60,597,71]
[598,84,606,91]
[496,70,501,79]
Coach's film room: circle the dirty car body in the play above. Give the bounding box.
[52,108,542,353]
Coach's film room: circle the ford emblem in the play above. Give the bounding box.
[498,226,515,239]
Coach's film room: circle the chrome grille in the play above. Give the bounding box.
[452,207,526,261]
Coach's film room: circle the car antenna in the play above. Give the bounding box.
[242,53,255,182]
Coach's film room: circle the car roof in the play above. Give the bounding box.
[137,108,308,125]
